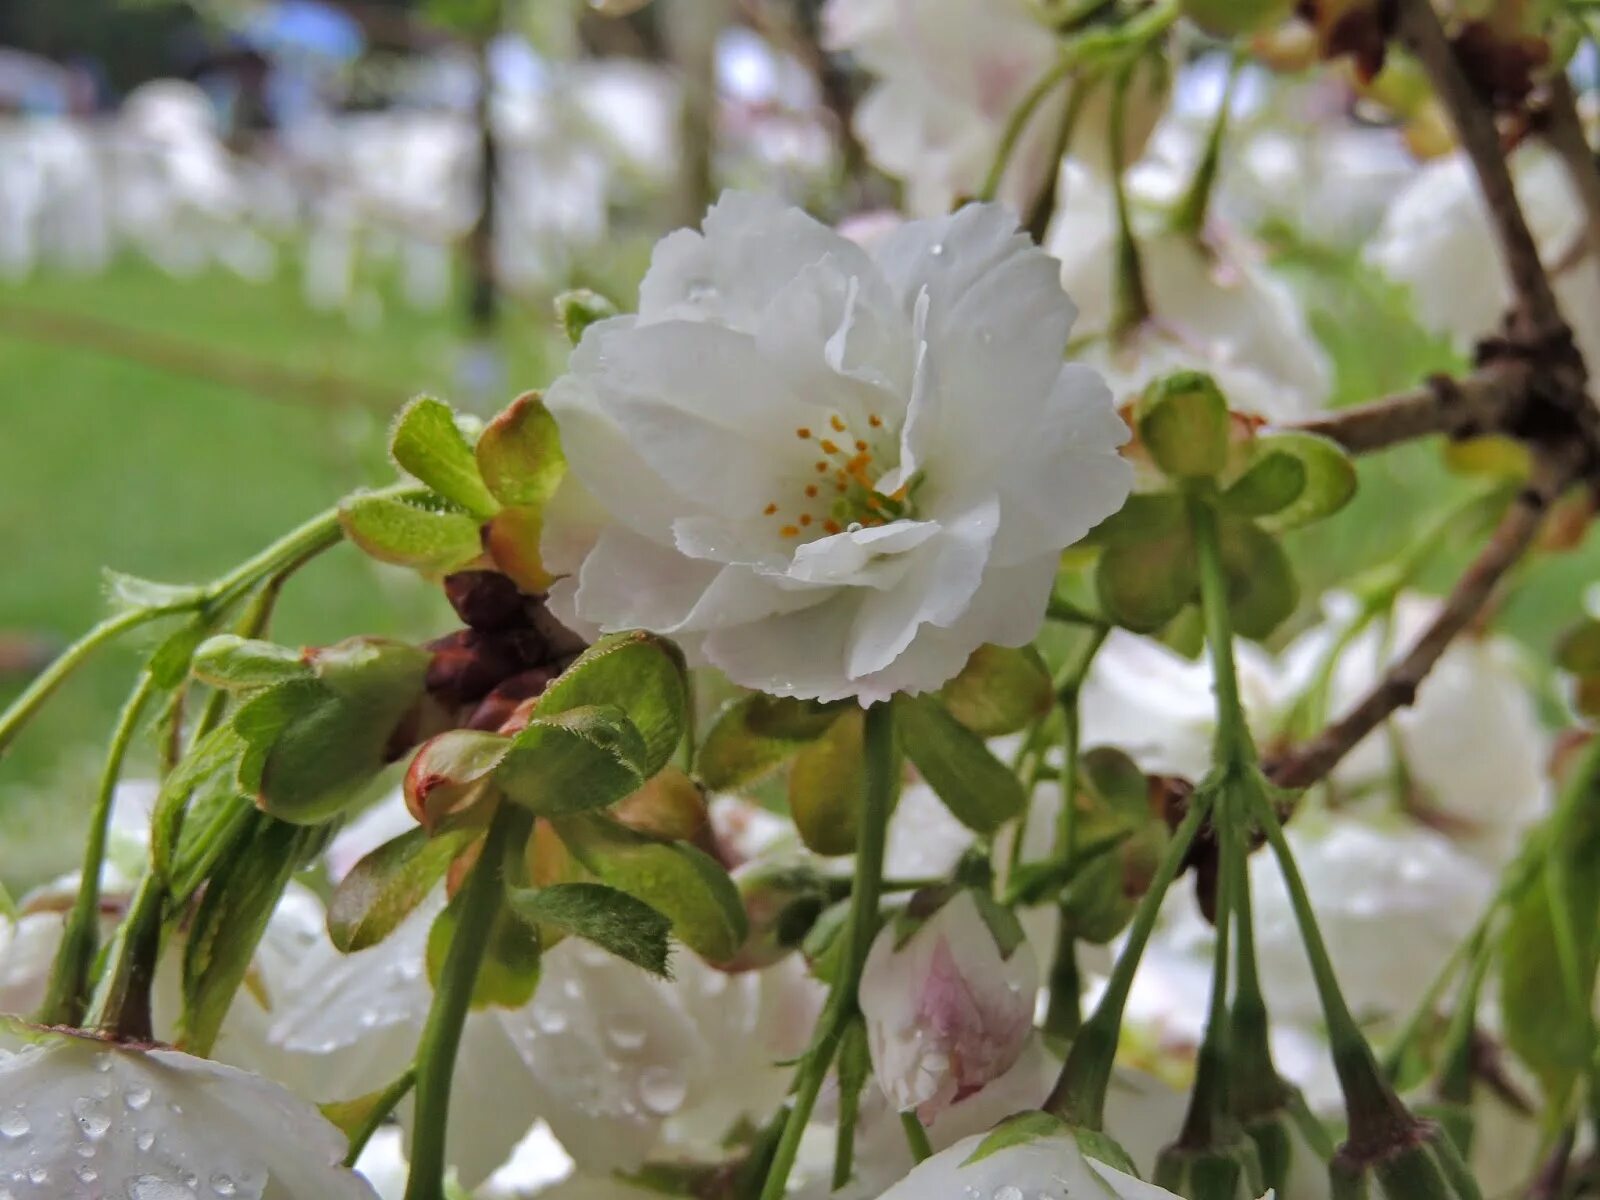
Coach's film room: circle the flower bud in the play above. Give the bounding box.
[1330,1120,1479,1200]
[858,889,1037,1120]
[443,569,529,632]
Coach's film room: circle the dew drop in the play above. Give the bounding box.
[127,1176,197,1200]
[533,1006,568,1034]
[75,1165,99,1184]
[74,1096,112,1140]
[637,1065,687,1115]
[210,1174,237,1197]
[135,1130,156,1152]
[929,242,945,257]
[125,1087,153,1112]
[994,1187,1024,1200]
[606,1023,647,1052]
[0,1112,28,1139]
[92,1054,113,1073]
[686,280,718,303]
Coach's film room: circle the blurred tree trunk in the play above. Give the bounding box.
[663,0,728,229]
[468,19,500,335]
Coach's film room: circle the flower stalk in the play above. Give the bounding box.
[760,701,897,1200]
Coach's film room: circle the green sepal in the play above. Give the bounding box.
[496,704,650,817]
[476,391,566,510]
[893,693,1025,834]
[507,881,673,978]
[1093,493,1198,633]
[961,1111,1071,1166]
[1136,371,1231,479]
[426,887,542,1010]
[939,644,1054,737]
[390,395,500,519]
[534,632,689,778]
[338,491,483,577]
[698,695,844,791]
[787,707,864,856]
[191,635,313,691]
[327,826,477,953]
[1219,451,1306,518]
[1252,433,1357,532]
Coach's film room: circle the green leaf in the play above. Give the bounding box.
[939,644,1054,737]
[1217,518,1299,640]
[787,708,864,856]
[192,635,313,691]
[240,639,430,825]
[553,289,619,345]
[552,813,747,962]
[698,695,841,791]
[893,694,1026,834]
[1253,433,1357,531]
[390,396,500,519]
[963,1111,1070,1166]
[1094,495,1198,633]
[476,391,566,510]
[320,1073,414,1144]
[1136,372,1231,479]
[180,816,308,1055]
[507,882,672,977]
[534,632,689,777]
[328,827,475,953]
[102,569,205,616]
[427,889,542,1010]
[149,616,213,689]
[1220,452,1306,518]
[339,491,483,576]
[496,705,650,817]
[150,724,248,886]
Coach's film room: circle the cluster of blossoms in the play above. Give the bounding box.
[4,1,1600,1199]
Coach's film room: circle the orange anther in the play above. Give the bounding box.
[855,440,868,452]
[830,414,847,433]
[805,484,819,498]
[820,439,841,455]
[800,514,813,527]
[780,525,800,538]
[815,461,828,473]
[796,428,812,439]
[763,503,778,516]
[823,519,842,534]
[868,414,883,428]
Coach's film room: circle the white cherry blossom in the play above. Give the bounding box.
[0,1020,377,1199]
[542,192,1131,702]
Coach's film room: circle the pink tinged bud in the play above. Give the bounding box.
[859,890,1038,1121]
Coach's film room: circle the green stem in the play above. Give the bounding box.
[35,672,159,1027]
[1229,802,1290,1118]
[84,867,166,1038]
[404,807,517,1200]
[900,1111,934,1163]
[1171,55,1240,237]
[1248,787,1416,1152]
[0,607,172,757]
[344,1066,419,1167]
[1177,786,1237,1148]
[761,702,897,1200]
[1108,63,1151,339]
[978,55,1077,202]
[1189,491,1255,768]
[1045,790,1211,1127]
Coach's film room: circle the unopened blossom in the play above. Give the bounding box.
[542,192,1131,703]
[1047,163,1331,421]
[873,1119,1190,1200]
[858,890,1036,1120]
[0,1021,377,1199]
[1280,592,1549,861]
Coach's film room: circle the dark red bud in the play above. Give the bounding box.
[443,570,529,632]
[466,667,560,731]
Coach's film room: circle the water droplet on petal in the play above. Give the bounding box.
[533,1005,568,1034]
[638,1065,686,1115]
[607,1022,647,1052]
[0,1112,28,1139]
[124,1087,152,1112]
[210,1173,237,1196]
[75,1165,99,1184]
[929,243,945,257]
[135,1130,156,1152]
[127,1175,196,1200]
[994,1187,1024,1200]
[74,1096,112,1139]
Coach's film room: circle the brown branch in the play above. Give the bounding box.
[1282,363,1533,454]
[1267,443,1581,790]
[1397,0,1568,341]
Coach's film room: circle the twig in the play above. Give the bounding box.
[1267,443,1581,790]
[1282,363,1532,454]
[1396,0,1568,341]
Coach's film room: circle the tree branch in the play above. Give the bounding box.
[1396,0,1568,341]
[1266,443,1581,790]
[1282,363,1532,454]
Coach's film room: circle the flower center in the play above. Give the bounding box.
[761,410,911,540]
